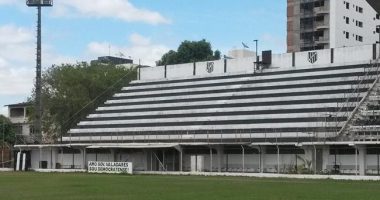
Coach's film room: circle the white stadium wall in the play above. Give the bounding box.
[271,53,293,69]
[196,60,225,76]
[166,63,194,79]
[139,66,165,81]
[334,44,374,64]
[226,57,255,73]
[138,44,379,81]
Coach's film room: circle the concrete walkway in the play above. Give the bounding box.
[136,171,380,181]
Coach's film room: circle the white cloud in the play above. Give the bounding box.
[0,107,8,117]
[53,0,171,25]
[0,25,35,96]
[0,24,76,97]
[87,33,170,66]
[130,33,151,46]
[0,0,12,5]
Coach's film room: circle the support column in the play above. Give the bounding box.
[71,148,75,169]
[174,146,183,172]
[22,153,26,171]
[276,145,280,174]
[322,146,330,171]
[16,151,21,171]
[50,148,53,169]
[209,147,213,172]
[241,145,245,173]
[150,150,153,171]
[216,146,224,172]
[162,150,166,171]
[260,146,266,173]
[358,145,367,176]
[82,148,87,170]
[51,148,57,169]
[143,149,149,171]
[39,147,43,169]
[110,149,116,162]
[302,146,315,174]
[172,150,175,171]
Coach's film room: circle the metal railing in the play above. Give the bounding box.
[336,58,380,137]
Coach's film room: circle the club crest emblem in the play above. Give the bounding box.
[308,51,318,64]
[206,62,214,73]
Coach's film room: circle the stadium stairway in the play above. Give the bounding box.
[345,68,380,141]
[64,64,378,144]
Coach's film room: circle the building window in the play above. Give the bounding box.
[346,32,350,39]
[356,20,363,28]
[358,7,363,13]
[377,14,380,20]
[346,17,349,24]
[13,124,23,135]
[346,2,350,9]
[356,35,363,42]
[10,108,24,118]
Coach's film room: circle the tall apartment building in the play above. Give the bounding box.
[287,0,380,52]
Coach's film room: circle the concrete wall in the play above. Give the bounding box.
[31,149,59,169]
[139,44,377,81]
[26,146,380,176]
[167,63,193,79]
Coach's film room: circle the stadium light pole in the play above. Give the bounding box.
[377,25,380,58]
[26,0,53,142]
[254,40,259,70]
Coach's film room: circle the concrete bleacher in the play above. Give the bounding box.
[64,63,375,144]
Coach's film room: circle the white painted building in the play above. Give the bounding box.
[288,0,380,52]
[7,103,32,138]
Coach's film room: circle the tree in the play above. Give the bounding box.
[0,115,15,146]
[157,39,221,65]
[29,62,137,142]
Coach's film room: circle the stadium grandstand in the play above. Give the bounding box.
[13,43,380,176]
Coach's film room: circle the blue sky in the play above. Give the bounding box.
[0,0,286,115]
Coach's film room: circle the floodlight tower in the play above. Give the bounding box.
[26,0,53,142]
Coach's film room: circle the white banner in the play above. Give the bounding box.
[88,161,133,174]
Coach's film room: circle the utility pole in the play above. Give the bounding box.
[26,0,53,142]
[1,119,4,168]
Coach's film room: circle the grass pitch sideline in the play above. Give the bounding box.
[0,172,379,200]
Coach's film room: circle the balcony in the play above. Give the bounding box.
[315,21,329,30]
[300,41,315,48]
[300,25,315,32]
[315,36,329,44]
[300,0,316,4]
[314,6,329,15]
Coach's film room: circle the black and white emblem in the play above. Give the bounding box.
[308,51,318,64]
[206,62,214,73]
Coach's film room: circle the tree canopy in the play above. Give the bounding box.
[157,39,221,66]
[0,115,15,146]
[29,62,137,142]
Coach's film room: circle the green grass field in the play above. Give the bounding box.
[0,173,380,200]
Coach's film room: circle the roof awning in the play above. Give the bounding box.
[86,143,179,149]
[14,144,89,149]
